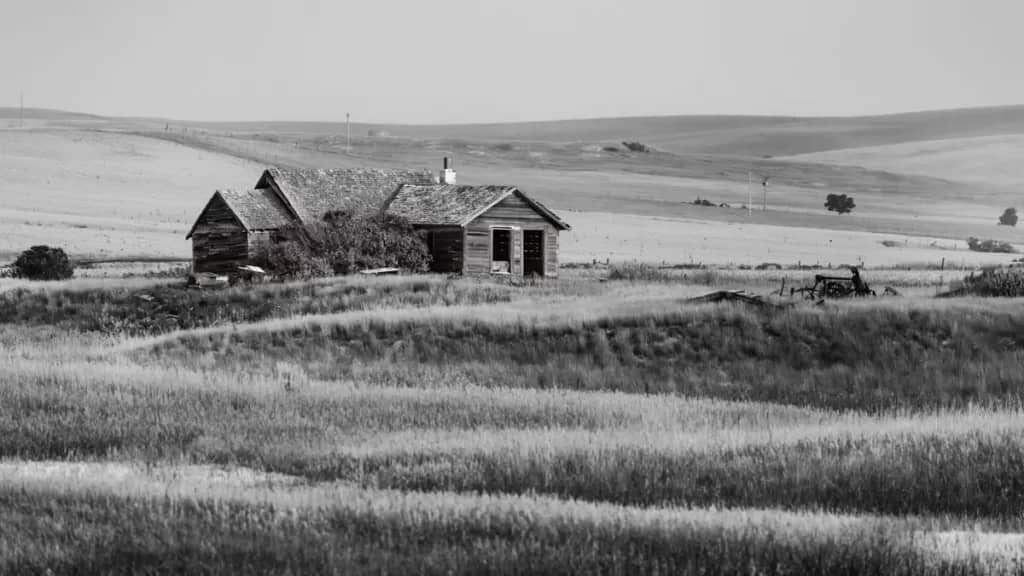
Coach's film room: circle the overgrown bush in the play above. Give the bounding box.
[824,193,856,215]
[966,237,1016,254]
[999,207,1018,226]
[269,212,431,278]
[11,245,74,281]
[692,197,715,207]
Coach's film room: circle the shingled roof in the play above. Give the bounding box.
[186,188,293,239]
[257,167,437,223]
[384,185,571,230]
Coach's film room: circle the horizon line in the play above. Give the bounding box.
[4,103,1024,127]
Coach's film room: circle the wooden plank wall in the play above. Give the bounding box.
[463,194,560,277]
[191,195,250,274]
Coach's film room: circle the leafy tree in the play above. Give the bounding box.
[12,245,75,280]
[824,193,856,215]
[999,207,1018,226]
[269,212,431,278]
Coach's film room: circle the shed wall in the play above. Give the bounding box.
[191,195,250,274]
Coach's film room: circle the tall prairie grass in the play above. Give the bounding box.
[3,274,1024,572]
[4,357,1024,517]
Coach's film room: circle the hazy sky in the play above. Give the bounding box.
[2,0,1022,123]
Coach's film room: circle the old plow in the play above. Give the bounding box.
[792,266,877,300]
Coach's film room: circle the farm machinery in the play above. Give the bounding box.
[792,266,877,300]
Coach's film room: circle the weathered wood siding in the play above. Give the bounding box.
[426,227,464,273]
[463,194,560,277]
[191,195,249,274]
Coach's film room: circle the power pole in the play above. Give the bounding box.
[747,172,752,217]
[19,92,23,128]
[762,177,768,211]
[346,112,351,154]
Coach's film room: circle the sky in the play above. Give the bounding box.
[1,0,1023,124]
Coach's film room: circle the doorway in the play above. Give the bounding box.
[523,230,545,277]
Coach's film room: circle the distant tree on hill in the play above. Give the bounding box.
[999,207,1018,226]
[12,245,74,281]
[825,193,856,215]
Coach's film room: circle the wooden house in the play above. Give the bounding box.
[186,167,435,274]
[383,180,571,278]
[187,161,571,277]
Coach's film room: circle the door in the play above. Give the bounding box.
[523,230,545,277]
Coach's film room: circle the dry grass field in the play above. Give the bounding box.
[3,106,1024,573]
[2,271,1024,573]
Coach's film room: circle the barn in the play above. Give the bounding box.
[383,183,571,277]
[186,167,435,274]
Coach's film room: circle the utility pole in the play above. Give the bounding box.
[762,177,768,211]
[346,112,351,154]
[747,172,752,217]
[19,92,23,128]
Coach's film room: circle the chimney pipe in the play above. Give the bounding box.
[440,156,456,185]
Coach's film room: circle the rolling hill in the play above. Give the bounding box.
[1,105,1022,264]
[176,105,1024,157]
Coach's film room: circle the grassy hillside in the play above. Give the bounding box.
[184,105,1024,157]
[0,129,261,260]
[789,134,1024,189]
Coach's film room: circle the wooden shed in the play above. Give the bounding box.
[186,167,435,274]
[185,188,292,274]
[383,184,571,277]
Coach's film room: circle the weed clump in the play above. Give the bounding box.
[607,263,672,282]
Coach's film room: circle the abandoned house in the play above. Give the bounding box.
[186,160,571,277]
[186,167,435,274]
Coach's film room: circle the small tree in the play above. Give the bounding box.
[12,245,75,280]
[825,193,856,215]
[999,207,1018,227]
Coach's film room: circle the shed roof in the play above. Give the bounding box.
[185,188,293,239]
[384,185,571,230]
[258,167,437,223]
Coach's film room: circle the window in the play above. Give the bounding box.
[491,228,511,273]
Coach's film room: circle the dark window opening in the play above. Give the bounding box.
[491,229,511,273]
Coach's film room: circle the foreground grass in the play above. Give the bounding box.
[5,359,1024,518]
[4,275,1024,572]
[0,461,1012,576]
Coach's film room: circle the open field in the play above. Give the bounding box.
[0,128,260,260]
[3,271,1024,573]
[4,105,1024,572]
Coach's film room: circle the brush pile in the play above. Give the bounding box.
[939,266,1024,297]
